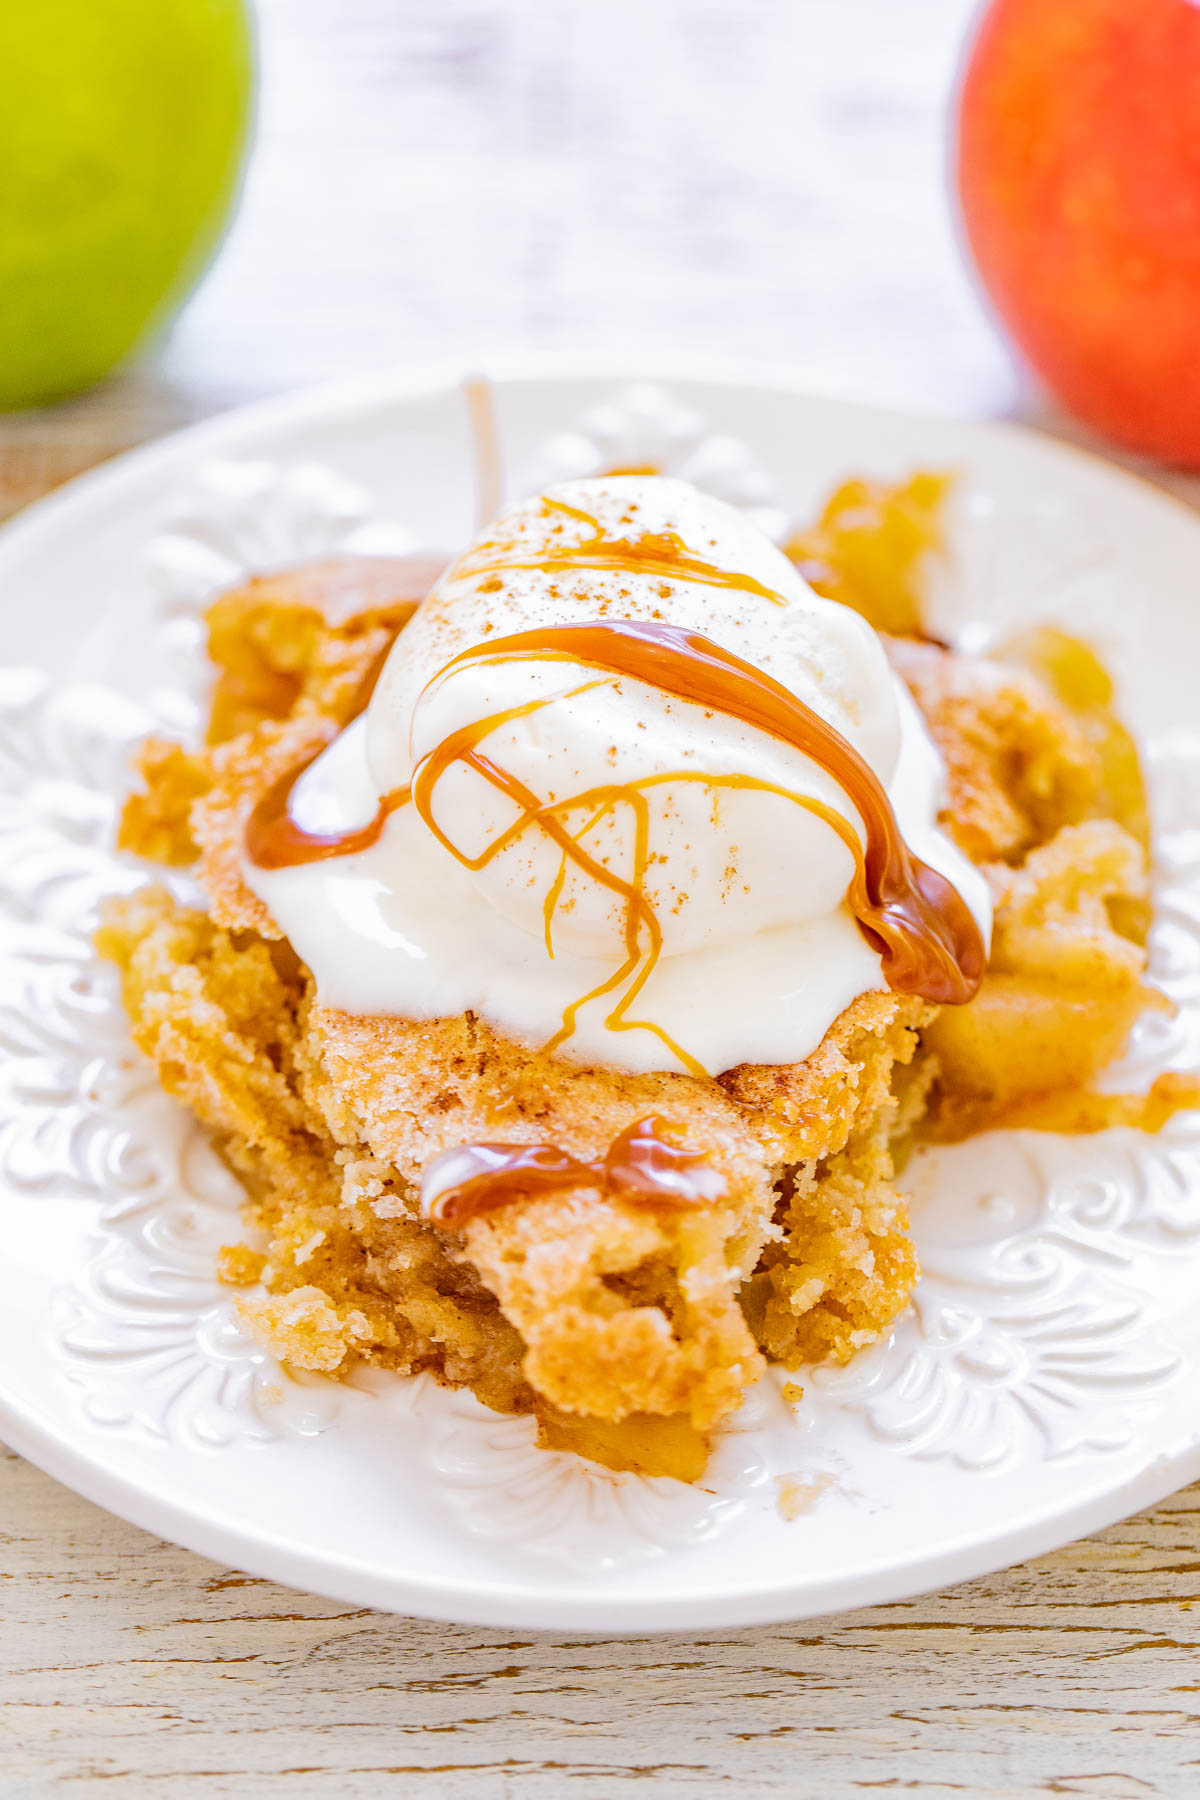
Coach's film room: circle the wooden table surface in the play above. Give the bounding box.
[3,3,1199,1793]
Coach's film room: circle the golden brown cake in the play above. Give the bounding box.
[99,473,1194,1483]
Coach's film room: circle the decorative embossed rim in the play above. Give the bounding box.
[3,359,1200,1631]
[1,1392,1198,1633]
[8,349,1200,572]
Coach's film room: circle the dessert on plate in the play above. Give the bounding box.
[100,464,1195,1482]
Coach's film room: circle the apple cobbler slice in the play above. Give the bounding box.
[98,879,926,1479]
[100,479,1195,1481]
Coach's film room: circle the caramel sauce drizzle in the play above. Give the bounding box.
[245,748,411,870]
[406,680,705,1072]
[423,1113,727,1229]
[242,552,453,871]
[454,494,789,607]
[417,619,986,1009]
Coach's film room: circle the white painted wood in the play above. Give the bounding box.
[3,1440,1199,1796]
[3,1,1199,1788]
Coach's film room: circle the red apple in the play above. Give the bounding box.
[957,0,1200,464]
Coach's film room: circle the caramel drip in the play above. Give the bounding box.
[245,747,411,870]
[423,620,986,1006]
[425,1114,727,1229]
[455,494,789,607]
[408,684,706,1072]
[243,555,446,870]
[536,767,854,958]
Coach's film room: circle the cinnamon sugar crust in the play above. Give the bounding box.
[101,495,1198,1481]
[98,882,922,1473]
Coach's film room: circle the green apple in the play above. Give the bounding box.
[0,0,254,410]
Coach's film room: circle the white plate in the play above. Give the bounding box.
[2,361,1200,1633]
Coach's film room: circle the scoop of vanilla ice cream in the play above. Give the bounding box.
[365,476,901,961]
